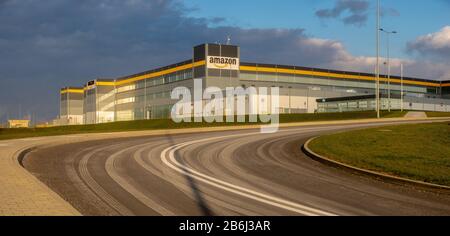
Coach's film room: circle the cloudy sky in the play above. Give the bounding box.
[0,0,449,122]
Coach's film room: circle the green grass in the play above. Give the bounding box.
[426,112,450,118]
[0,111,407,141]
[309,122,450,186]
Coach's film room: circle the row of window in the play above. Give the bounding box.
[114,70,436,99]
[118,90,173,105]
[116,104,173,121]
[240,72,431,94]
[121,69,193,91]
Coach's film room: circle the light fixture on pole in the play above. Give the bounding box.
[380,28,397,112]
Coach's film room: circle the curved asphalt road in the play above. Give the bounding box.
[23,120,450,216]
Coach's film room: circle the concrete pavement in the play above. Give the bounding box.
[405,111,427,118]
[1,117,449,216]
[0,138,81,216]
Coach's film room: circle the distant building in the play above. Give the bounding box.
[7,120,30,128]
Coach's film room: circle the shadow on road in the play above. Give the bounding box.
[164,132,214,216]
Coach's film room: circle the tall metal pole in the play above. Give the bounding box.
[380,29,397,112]
[288,86,292,114]
[307,88,310,113]
[387,33,391,112]
[376,0,380,118]
[401,63,404,112]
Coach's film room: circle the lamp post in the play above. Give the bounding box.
[401,63,404,112]
[380,28,397,112]
[288,86,292,114]
[376,0,381,118]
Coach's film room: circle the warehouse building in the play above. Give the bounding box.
[58,87,84,125]
[83,79,116,124]
[59,43,450,125]
[7,120,30,128]
[317,94,450,113]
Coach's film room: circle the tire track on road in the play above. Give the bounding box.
[78,144,134,216]
[160,128,338,216]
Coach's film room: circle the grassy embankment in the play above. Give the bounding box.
[309,122,450,186]
[0,111,407,141]
[426,112,450,118]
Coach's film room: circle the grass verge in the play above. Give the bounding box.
[426,112,450,118]
[0,111,406,141]
[309,122,450,186]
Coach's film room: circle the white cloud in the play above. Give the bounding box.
[296,36,450,81]
[407,26,450,58]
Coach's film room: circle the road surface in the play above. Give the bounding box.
[23,120,450,216]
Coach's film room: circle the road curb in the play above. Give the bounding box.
[302,137,450,192]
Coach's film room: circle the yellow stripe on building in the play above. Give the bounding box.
[96,81,116,86]
[76,60,206,88]
[115,60,206,86]
[65,62,445,90]
[60,89,84,94]
[239,65,441,88]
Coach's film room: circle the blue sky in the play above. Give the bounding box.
[184,0,450,58]
[0,0,449,121]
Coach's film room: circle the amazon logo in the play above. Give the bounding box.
[207,56,239,70]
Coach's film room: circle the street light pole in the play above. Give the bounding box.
[288,86,292,114]
[380,28,397,112]
[376,0,380,118]
[387,32,391,112]
[401,63,404,112]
